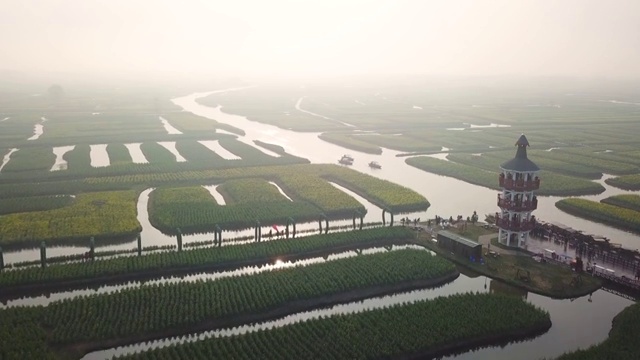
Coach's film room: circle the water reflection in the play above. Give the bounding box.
[51,146,74,171]
[157,141,187,162]
[198,140,241,160]
[27,123,44,140]
[159,116,182,135]
[268,181,293,201]
[124,143,149,164]
[247,141,281,157]
[488,279,528,300]
[177,89,640,248]
[443,289,632,360]
[202,185,226,205]
[1,245,422,308]
[0,148,18,172]
[2,183,422,265]
[89,144,110,167]
[82,272,632,360]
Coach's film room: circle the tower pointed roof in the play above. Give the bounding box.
[515,134,529,147]
[500,134,540,172]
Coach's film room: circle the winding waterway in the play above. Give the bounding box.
[168,88,640,360]
[1,182,398,265]
[4,87,640,359]
[81,272,632,360]
[176,90,640,248]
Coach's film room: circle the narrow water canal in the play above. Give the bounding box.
[3,87,638,360]
[80,272,632,360]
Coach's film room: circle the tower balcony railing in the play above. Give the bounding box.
[497,195,538,212]
[495,213,536,232]
[498,175,540,191]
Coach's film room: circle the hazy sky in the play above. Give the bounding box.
[1,0,639,79]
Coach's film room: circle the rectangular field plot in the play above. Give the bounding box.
[148,186,322,232]
[0,147,55,173]
[106,143,133,165]
[40,113,167,144]
[0,190,140,246]
[140,142,180,163]
[217,178,294,204]
[175,141,227,164]
[63,144,92,171]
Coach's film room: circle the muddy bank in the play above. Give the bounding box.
[65,270,460,358]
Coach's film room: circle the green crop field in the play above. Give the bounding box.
[0,191,141,247]
[0,147,55,173]
[148,185,323,233]
[161,112,244,136]
[601,194,640,212]
[406,156,605,196]
[555,198,640,234]
[0,227,414,287]
[0,162,428,247]
[116,293,549,360]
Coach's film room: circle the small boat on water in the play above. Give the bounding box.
[339,155,353,165]
[369,161,381,169]
[342,154,354,161]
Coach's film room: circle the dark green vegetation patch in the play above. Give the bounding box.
[117,293,550,360]
[555,198,640,234]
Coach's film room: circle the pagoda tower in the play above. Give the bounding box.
[496,134,540,248]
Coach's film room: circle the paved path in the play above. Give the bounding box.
[478,233,523,256]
